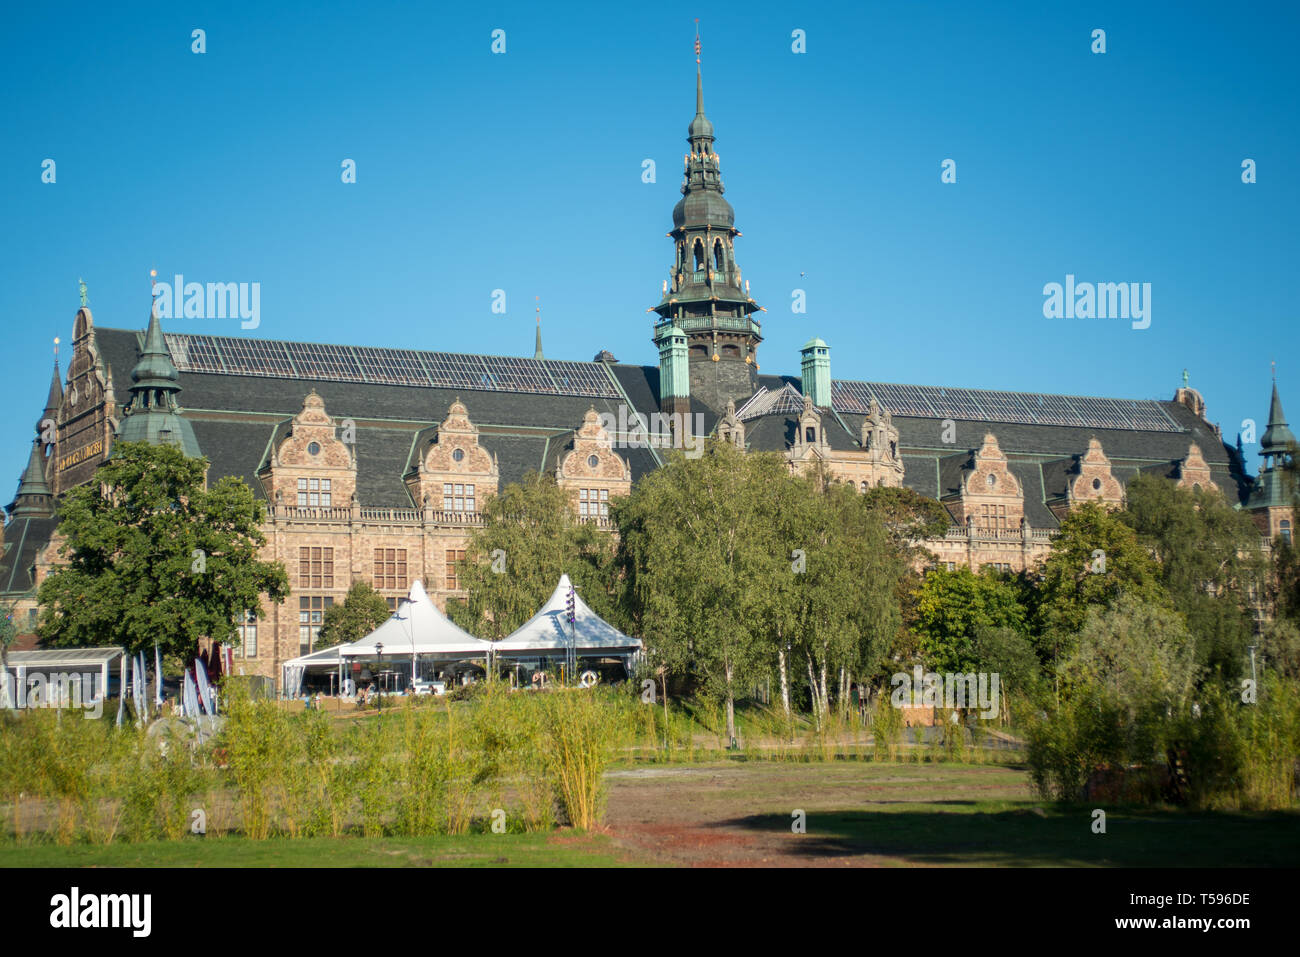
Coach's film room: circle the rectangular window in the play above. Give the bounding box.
[442,483,475,512]
[237,609,258,658]
[298,596,334,655]
[299,547,334,589]
[297,478,332,508]
[578,489,608,518]
[445,549,466,590]
[374,548,408,591]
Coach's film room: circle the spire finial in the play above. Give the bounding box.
[1182,368,1189,388]
[694,20,703,113]
[1272,359,1276,382]
[53,337,60,361]
[78,277,87,308]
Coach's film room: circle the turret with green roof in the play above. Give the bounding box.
[1247,377,1296,515]
[114,301,202,458]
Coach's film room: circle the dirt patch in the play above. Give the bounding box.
[603,761,1031,867]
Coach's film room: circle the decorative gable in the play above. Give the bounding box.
[266,391,357,508]
[1068,438,1125,507]
[717,398,745,449]
[410,398,499,512]
[960,433,1024,530]
[789,394,829,464]
[1176,442,1219,492]
[557,407,630,520]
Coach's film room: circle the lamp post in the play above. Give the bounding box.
[565,585,577,685]
[375,642,384,711]
[397,600,416,689]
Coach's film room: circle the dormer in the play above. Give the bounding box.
[960,433,1025,530]
[1068,438,1125,508]
[716,398,745,449]
[556,407,631,520]
[264,391,357,508]
[409,398,499,513]
[1176,442,1219,493]
[791,394,829,461]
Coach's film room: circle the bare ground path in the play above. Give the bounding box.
[601,762,1033,867]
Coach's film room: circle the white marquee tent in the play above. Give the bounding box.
[491,574,641,658]
[282,580,491,694]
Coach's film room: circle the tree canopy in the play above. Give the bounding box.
[37,442,289,658]
[317,581,391,649]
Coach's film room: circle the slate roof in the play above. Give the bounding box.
[0,516,57,595]
[0,323,1250,598]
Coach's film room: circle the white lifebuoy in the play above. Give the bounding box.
[579,670,598,688]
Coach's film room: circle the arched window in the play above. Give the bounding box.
[714,239,725,271]
[720,344,740,358]
[689,344,708,359]
[693,240,705,271]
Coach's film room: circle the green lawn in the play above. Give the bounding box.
[0,831,630,867]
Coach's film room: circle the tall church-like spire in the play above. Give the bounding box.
[650,24,764,414]
[1247,370,1296,516]
[114,295,202,458]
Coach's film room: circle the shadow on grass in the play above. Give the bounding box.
[716,806,1300,867]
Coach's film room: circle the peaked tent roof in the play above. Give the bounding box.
[492,574,642,654]
[340,580,491,657]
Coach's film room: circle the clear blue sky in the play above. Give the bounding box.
[2,0,1297,493]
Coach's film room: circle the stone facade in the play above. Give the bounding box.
[555,407,632,525]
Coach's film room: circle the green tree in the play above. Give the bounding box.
[783,480,906,725]
[1121,475,1269,677]
[36,442,289,658]
[912,566,1028,673]
[317,581,392,649]
[1061,593,1199,714]
[614,442,789,742]
[447,471,613,640]
[1035,502,1166,668]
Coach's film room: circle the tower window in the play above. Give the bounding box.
[805,427,816,443]
[1282,520,1292,545]
[721,344,739,358]
[714,240,725,270]
[693,240,705,270]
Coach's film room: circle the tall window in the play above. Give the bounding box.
[442,483,476,512]
[299,547,334,588]
[1282,519,1292,545]
[578,488,609,518]
[297,477,332,507]
[298,596,333,654]
[236,609,258,658]
[374,548,408,590]
[445,549,466,590]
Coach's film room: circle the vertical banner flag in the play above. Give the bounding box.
[116,653,127,726]
[154,644,163,707]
